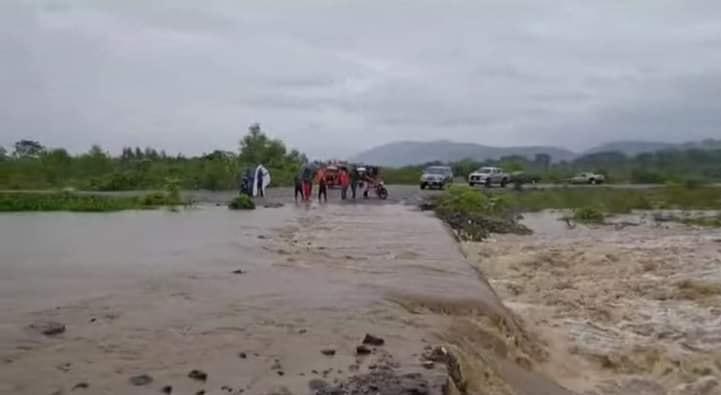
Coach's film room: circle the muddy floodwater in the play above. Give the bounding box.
[0,204,570,395]
[465,212,721,395]
[2,204,720,395]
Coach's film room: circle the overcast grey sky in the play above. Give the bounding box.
[1,0,720,158]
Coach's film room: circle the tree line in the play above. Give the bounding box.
[0,124,307,191]
[3,129,721,190]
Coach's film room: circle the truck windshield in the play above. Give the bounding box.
[477,168,493,174]
[425,167,448,174]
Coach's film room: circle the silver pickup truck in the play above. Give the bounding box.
[569,172,605,185]
[420,166,454,190]
[468,167,510,187]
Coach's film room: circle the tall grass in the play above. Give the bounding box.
[510,186,721,213]
[0,192,181,212]
[436,185,721,215]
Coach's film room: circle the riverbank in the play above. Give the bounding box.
[0,191,181,212]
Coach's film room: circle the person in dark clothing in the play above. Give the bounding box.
[256,169,264,198]
[316,168,328,202]
[350,168,360,200]
[294,173,304,202]
[240,168,254,197]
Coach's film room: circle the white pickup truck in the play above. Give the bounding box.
[569,172,605,185]
[468,167,510,187]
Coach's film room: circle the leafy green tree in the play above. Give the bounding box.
[14,140,45,158]
[0,146,7,161]
[452,159,482,178]
[237,123,304,186]
[40,149,72,184]
[121,147,134,161]
[502,161,525,173]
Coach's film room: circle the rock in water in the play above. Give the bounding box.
[362,334,385,346]
[71,382,89,391]
[238,352,247,359]
[308,379,329,391]
[162,385,173,394]
[267,386,292,395]
[29,321,66,336]
[422,361,435,369]
[129,374,153,386]
[356,345,372,355]
[188,369,208,381]
[232,269,245,274]
[320,349,336,356]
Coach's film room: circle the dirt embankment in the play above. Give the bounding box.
[463,213,721,395]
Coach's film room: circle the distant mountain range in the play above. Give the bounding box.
[585,139,721,156]
[349,139,721,167]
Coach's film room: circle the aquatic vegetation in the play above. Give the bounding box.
[572,207,606,224]
[228,194,255,210]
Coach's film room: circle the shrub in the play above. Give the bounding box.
[141,192,171,207]
[630,170,666,184]
[684,178,708,189]
[435,186,492,216]
[428,186,530,240]
[573,207,606,223]
[229,194,255,210]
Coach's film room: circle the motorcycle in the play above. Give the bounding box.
[375,181,389,200]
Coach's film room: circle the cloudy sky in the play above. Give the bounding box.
[1,0,720,158]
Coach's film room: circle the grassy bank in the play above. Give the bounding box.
[0,192,182,212]
[510,185,721,213]
[426,186,721,236]
[426,186,531,241]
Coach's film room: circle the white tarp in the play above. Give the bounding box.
[252,165,271,197]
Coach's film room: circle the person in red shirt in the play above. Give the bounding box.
[339,168,350,200]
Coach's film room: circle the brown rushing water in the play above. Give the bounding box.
[465,212,721,395]
[0,204,572,395]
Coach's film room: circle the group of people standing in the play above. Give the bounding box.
[294,166,361,203]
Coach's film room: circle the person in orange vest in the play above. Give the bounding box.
[316,167,328,202]
[339,168,350,200]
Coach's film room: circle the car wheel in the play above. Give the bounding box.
[589,179,596,185]
[485,179,492,188]
[500,178,508,188]
[468,182,475,187]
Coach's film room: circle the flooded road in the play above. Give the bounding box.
[0,205,571,395]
